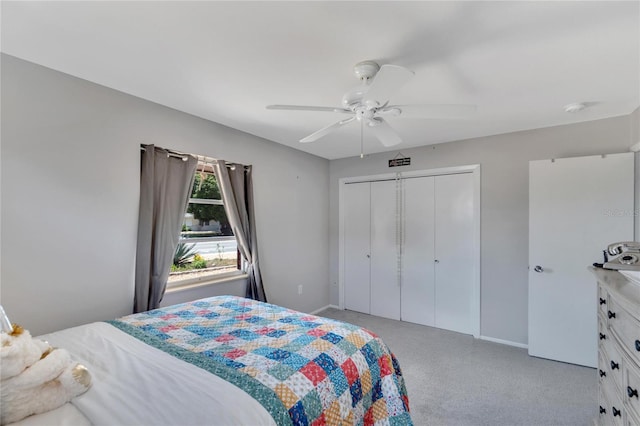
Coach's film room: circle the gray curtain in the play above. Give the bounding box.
[213,160,266,302]
[134,144,198,313]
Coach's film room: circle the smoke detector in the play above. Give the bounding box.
[564,102,587,113]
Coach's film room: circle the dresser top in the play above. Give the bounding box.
[591,266,640,318]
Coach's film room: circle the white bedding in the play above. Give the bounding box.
[14,322,275,425]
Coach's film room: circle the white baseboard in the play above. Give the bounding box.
[309,304,340,315]
[479,335,528,349]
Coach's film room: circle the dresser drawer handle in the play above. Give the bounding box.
[599,406,606,414]
[636,340,640,352]
[600,298,606,305]
[608,310,616,319]
[599,333,606,340]
[599,369,606,377]
[629,386,639,399]
[610,360,619,370]
[612,406,621,417]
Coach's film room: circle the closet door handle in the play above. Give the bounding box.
[366,254,370,258]
[628,386,639,399]
[599,406,606,414]
[608,311,616,319]
[599,333,606,340]
[610,360,619,370]
[599,369,606,378]
[434,259,440,263]
[635,340,640,352]
[612,407,621,417]
[599,298,606,305]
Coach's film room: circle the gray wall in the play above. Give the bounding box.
[329,114,637,345]
[2,53,637,344]
[1,55,330,335]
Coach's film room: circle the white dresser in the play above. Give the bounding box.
[592,267,640,426]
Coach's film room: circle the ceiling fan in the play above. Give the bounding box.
[266,60,476,151]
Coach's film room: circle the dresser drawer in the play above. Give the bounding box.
[599,387,611,425]
[602,331,625,393]
[608,297,640,362]
[624,361,640,421]
[600,284,610,318]
[600,315,610,347]
[626,404,640,426]
[599,386,625,426]
[611,395,625,426]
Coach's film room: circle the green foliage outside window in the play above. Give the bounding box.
[173,243,197,267]
[188,174,231,234]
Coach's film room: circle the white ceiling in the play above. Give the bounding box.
[2,1,639,160]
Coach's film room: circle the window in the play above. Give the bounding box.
[168,158,240,286]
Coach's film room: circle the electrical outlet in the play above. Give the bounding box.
[298,285,303,295]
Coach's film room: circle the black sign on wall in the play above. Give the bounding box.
[389,157,411,167]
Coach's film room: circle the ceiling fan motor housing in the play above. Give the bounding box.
[342,61,382,109]
[353,60,380,81]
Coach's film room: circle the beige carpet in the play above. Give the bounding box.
[318,308,596,426]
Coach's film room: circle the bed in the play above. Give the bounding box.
[14,296,412,425]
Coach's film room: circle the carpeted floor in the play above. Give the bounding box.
[318,308,596,426]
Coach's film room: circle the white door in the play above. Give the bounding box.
[401,176,436,326]
[529,153,634,367]
[343,182,371,314]
[370,180,401,320]
[434,173,475,334]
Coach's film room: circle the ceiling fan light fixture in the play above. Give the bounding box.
[342,85,369,108]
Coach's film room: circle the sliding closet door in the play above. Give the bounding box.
[434,173,474,334]
[370,180,400,320]
[343,182,371,314]
[401,176,436,326]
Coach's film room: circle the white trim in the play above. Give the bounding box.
[471,165,481,338]
[188,197,224,205]
[338,164,481,337]
[166,272,247,293]
[340,165,477,185]
[309,304,340,315]
[479,335,528,349]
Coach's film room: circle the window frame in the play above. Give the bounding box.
[167,164,243,289]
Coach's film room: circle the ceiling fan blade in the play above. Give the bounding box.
[385,104,477,119]
[362,64,414,105]
[267,105,352,114]
[300,116,356,143]
[368,118,402,147]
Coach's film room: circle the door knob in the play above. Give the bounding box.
[534,265,544,273]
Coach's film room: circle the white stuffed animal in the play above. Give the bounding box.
[0,324,91,425]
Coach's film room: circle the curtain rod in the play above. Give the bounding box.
[140,145,191,161]
[140,146,247,169]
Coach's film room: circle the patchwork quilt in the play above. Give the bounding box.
[109,296,412,425]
